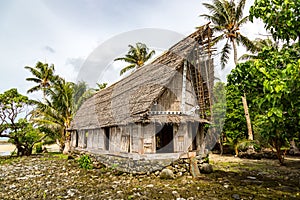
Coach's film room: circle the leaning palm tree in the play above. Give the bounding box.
[32,77,75,152]
[114,42,155,75]
[201,0,257,141]
[200,0,257,69]
[25,62,57,100]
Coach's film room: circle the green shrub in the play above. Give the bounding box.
[35,143,43,154]
[78,155,93,169]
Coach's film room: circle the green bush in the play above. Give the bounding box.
[35,143,43,153]
[78,155,93,169]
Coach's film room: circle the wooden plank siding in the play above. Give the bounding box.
[143,123,155,153]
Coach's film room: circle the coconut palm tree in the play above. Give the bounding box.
[32,78,93,153]
[200,0,257,69]
[201,0,257,141]
[95,82,107,91]
[25,62,57,100]
[114,42,155,75]
[32,77,75,152]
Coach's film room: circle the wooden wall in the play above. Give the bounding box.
[143,123,156,153]
[151,72,181,112]
[71,121,205,155]
[150,67,198,113]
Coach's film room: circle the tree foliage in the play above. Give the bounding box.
[250,0,300,43]
[225,43,300,163]
[223,83,248,155]
[114,42,155,75]
[0,89,45,156]
[25,62,92,152]
[200,0,257,68]
[25,62,57,100]
[95,82,107,91]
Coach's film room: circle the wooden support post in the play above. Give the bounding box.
[190,155,201,178]
[181,60,187,113]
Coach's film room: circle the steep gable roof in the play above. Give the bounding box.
[71,23,212,129]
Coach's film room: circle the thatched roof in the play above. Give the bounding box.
[71,23,212,130]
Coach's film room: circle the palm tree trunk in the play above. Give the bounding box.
[232,39,238,65]
[232,39,253,140]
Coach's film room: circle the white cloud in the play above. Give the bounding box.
[0,0,266,97]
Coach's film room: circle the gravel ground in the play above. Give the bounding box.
[0,153,299,199]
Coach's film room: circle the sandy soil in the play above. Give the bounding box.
[0,143,60,154]
[0,144,16,152]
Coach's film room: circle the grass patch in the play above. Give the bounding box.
[47,152,68,160]
[0,156,22,165]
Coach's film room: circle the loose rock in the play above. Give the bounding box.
[160,169,174,179]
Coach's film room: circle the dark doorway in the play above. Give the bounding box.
[156,124,174,153]
[191,123,198,151]
[104,128,110,151]
[75,131,78,147]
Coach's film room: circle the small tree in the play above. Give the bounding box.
[8,119,45,156]
[223,84,248,155]
[226,44,300,163]
[0,89,46,156]
[212,82,227,155]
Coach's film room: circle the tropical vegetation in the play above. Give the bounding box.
[218,0,300,164]
[0,89,46,156]
[0,0,299,166]
[200,0,257,68]
[114,42,155,75]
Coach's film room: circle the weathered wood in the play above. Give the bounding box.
[190,156,201,178]
[71,131,77,148]
[131,125,139,153]
[143,123,155,153]
[188,123,193,151]
[120,127,130,152]
[71,24,212,129]
[97,129,104,150]
[69,24,213,157]
[86,130,92,149]
[138,124,144,154]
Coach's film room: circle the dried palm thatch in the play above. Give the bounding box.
[71,23,213,130]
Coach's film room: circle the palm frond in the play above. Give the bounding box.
[25,66,42,79]
[202,1,228,25]
[238,54,257,61]
[237,34,258,53]
[237,16,249,27]
[145,50,155,61]
[26,78,42,84]
[114,56,137,64]
[27,85,41,94]
[116,42,155,75]
[220,40,231,69]
[236,0,246,21]
[211,34,225,46]
[120,64,136,75]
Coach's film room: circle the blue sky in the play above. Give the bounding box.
[0,0,266,99]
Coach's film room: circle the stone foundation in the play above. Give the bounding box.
[71,149,210,175]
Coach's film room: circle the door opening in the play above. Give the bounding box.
[156,124,174,153]
[104,127,110,151]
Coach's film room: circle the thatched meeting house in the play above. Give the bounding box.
[69,24,214,160]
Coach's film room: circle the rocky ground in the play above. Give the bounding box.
[0,153,299,200]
